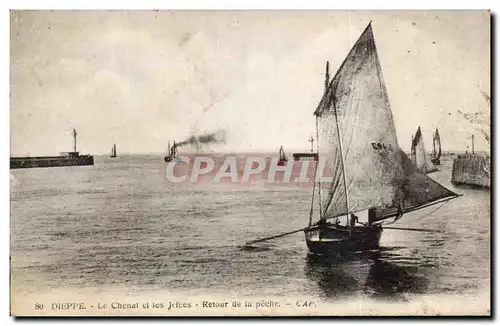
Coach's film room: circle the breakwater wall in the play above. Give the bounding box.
[451,154,490,188]
[10,155,94,169]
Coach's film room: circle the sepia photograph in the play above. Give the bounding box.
[9,9,490,316]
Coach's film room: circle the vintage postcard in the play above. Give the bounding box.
[10,10,490,316]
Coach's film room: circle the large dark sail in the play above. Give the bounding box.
[313,22,458,223]
[369,149,457,223]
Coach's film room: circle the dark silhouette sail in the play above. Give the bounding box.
[369,149,458,223]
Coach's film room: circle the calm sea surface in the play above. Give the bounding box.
[10,154,490,302]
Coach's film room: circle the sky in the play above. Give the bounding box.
[10,10,490,155]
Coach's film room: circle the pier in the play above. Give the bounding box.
[10,129,94,169]
[292,153,319,161]
[451,154,490,188]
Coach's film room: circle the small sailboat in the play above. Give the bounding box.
[110,144,117,158]
[431,128,441,165]
[302,22,460,256]
[277,146,288,166]
[411,126,438,174]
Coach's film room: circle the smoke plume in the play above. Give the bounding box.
[176,130,227,148]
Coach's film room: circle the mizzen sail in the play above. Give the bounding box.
[369,149,458,223]
[399,150,455,210]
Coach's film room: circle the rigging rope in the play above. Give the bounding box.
[308,163,317,227]
[314,115,323,222]
[414,198,453,221]
[379,197,453,226]
[308,117,322,227]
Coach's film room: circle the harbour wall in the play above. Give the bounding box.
[451,154,490,188]
[10,155,94,169]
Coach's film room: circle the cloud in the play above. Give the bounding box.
[10,10,490,155]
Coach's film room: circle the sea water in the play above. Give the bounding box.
[10,154,490,304]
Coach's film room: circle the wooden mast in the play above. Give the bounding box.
[331,97,350,225]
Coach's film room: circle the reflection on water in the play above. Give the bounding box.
[305,247,430,301]
[364,258,429,300]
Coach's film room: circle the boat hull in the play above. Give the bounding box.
[164,156,187,164]
[304,224,382,256]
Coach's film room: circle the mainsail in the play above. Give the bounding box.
[313,22,458,223]
[411,127,438,173]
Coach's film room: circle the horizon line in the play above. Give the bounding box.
[10,149,490,158]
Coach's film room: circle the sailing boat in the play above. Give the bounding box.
[431,128,441,165]
[411,126,438,174]
[277,146,288,166]
[303,22,460,256]
[110,144,117,158]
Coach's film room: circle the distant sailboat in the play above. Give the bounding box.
[110,144,117,158]
[411,126,438,174]
[277,146,288,166]
[431,128,441,165]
